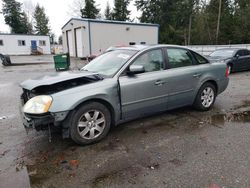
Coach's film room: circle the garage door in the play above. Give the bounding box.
[75,28,84,58]
[66,30,74,56]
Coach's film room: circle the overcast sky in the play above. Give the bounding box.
[0,0,140,39]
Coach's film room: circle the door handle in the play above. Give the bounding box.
[155,80,165,86]
[193,73,202,78]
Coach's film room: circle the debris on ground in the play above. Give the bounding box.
[0,116,7,120]
[148,163,160,170]
[0,149,11,157]
[69,160,79,168]
[53,153,66,166]
[208,183,220,188]
[28,169,37,176]
[168,158,186,166]
[68,173,76,178]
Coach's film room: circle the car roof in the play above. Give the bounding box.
[213,48,248,51]
[114,44,189,51]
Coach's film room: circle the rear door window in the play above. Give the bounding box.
[166,48,193,68]
[243,50,250,56]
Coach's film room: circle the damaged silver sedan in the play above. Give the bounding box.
[20,45,229,145]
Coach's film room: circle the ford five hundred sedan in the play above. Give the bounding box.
[20,45,229,145]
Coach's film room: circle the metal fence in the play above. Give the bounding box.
[187,44,250,55]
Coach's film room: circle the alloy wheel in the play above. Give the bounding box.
[201,87,215,108]
[77,110,106,140]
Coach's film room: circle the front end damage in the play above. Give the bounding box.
[20,72,104,138]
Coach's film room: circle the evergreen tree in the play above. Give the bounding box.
[233,0,250,43]
[136,0,196,44]
[2,0,32,34]
[58,35,63,45]
[33,4,50,35]
[104,1,112,20]
[81,0,100,19]
[204,0,234,44]
[135,0,162,24]
[21,12,33,34]
[112,0,130,21]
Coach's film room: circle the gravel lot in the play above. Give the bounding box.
[0,56,250,188]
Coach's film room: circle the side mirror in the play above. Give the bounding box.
[127,65,145,75]
[235,54,240,59]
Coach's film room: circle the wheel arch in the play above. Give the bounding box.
[204,80,218,94]
[73,98,116,126]
[193,79,218,104]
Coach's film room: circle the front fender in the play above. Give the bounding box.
[49,79,120,122]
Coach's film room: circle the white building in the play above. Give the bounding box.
[0,33,51,55]
[62,18,159,58]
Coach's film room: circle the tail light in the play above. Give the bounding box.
[225,67,230,77]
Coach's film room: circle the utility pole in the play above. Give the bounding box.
[216,0,222,44]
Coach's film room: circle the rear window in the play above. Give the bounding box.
[210,50,235,58]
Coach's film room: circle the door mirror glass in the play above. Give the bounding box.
[128,65,145,74]
[235,54,240,59]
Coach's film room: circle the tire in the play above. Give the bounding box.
[193,82,217,111]
[1,55,11,66]
[70,102,111,145]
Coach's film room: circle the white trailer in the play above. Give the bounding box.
[62,18,159,58]
[0,34,51,55]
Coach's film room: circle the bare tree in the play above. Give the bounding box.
[22,0,35,22]
[67,0,85,17]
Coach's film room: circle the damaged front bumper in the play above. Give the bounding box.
[20,97,69,132]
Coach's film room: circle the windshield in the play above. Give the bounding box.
[209,49,235,58]
[82,49,137,77]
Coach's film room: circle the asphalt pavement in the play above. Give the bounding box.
[0,57,250,188]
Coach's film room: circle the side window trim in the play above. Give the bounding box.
[191,51,209,65]
[165,47,196,69]
[163,47,171,69]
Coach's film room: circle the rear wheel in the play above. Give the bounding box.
[193,82,216,111]
[70,102,111,145]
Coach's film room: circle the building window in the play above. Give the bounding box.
[39,40,46,46]
[18,40,26,46]
[0,40,3,46]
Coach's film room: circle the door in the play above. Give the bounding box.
[31,40,37,50]
[119,49,168,120]
[234,50,246,71]
[75,28,84,58]
[242,50,250,70]
[164,48,208,109]
[66,30,74,56]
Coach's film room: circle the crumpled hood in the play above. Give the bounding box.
[20,71,100,90]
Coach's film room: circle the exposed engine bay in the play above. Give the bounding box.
[21,74,103,103]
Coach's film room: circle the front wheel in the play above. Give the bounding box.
[70,102,111,145]
[193,83,216,111]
